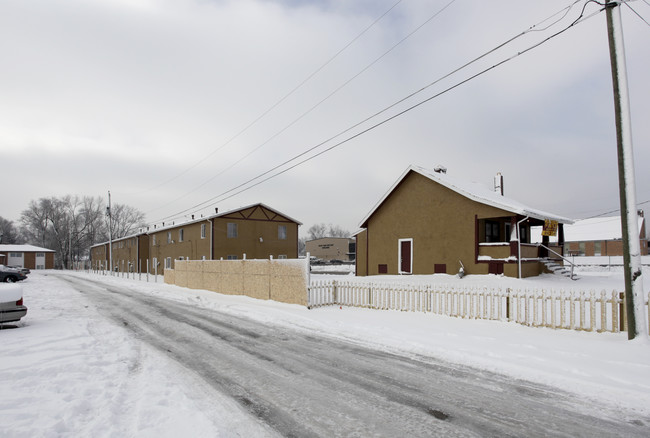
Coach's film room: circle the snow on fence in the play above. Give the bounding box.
[308,280,650,333]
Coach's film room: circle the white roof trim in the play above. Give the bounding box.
[0,244,55,253]
[359,165,573,227]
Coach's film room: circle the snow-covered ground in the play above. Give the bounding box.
[1,269,649,436]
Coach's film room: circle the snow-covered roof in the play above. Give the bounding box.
[91,203,302,248]
[562,216,645,242]
[359,165,573,227]
[148,203,302,235]
[0,244,55,253]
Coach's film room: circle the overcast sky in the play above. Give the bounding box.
[2,0,649,235]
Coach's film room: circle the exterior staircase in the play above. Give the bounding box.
[542,258,579,280]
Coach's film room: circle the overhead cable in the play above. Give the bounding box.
[147,0,459,215]
[151,2,604,225]
[139,0,405,197]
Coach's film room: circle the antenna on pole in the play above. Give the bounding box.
[606,0,647,339]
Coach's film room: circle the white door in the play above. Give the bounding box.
[36,253,46,269]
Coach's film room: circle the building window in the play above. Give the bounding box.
[278,225,287,240]
[278,255,287,259]
[165,257,171,269]
[594,241,602,256]
[520,225,529,244]
[578,242,586,256]
[167,232,172,244]
[9,252,21,257]
[485,221,500,242]
[36,253,45,257]
[227,255,238,260]
[152,235,157,246]
[227,223,238,238]
[504,223,512,241]
[201,224,206,239]
[179,228,184,242]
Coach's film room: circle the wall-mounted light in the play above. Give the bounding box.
[259,237,263,243]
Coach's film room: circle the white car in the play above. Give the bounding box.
[0,283,27,324]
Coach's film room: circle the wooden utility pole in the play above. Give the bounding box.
[605,1,647,339]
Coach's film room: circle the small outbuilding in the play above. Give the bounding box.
[355,165,573,278]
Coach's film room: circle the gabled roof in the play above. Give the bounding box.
[359,165,573,227]
[216,203,302,225]
[0,244,56,253]
[562,215,645,242]
[91,203,302,248]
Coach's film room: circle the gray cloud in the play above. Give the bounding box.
[1,0,648,235]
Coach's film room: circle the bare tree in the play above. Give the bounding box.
[307,223,350,240]
[307,223,328,240]
[0,216,20,244]
[105,203,146,239]
[19,195,146,269]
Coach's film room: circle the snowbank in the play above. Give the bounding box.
[2,268,649,436]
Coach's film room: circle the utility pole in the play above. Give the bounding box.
[605,0,647,339]
[107,191,113,274]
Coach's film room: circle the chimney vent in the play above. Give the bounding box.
[494,172,504,196]
[215,208,219,214]
[433,165,447,174]
[191,215,194,220]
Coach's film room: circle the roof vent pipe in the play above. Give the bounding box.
[215,208,219,214]
[494,172,504,196]
[433,165,447,174]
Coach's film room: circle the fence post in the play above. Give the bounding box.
[506,288,511,321]
[619,291,626,332]
[599,290,607,333]
[612,291,619,332]
[332,280,338,305]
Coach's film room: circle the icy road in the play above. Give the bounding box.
[53,275,650,438]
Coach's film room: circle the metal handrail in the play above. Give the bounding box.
[537,243,577,280]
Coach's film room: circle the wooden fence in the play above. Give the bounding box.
[308,280,650,333]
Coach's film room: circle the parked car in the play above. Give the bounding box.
[0,283,27,323]
[7,266,30,275]
[0,265,28,283]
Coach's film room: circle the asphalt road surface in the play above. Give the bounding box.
[61,275,649,437]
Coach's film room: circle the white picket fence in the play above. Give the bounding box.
[308,280,650,333]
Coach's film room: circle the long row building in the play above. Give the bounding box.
[90,203,301,274]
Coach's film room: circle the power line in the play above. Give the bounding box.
[147,0,459,215]
[137,0,405,197]
[582,199,650,219]
[151,2,603,225]
[149,0,582,222]
[623,0,650,27]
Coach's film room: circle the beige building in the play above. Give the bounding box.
[355,165,573,278]
[90,233,149,273]
[91,203,300,274]
[305,237,355,262]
